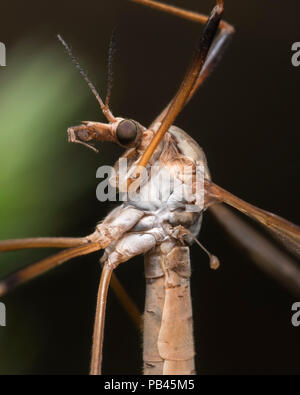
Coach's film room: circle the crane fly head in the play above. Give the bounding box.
[58,35,152,156]
[67,118,145,153]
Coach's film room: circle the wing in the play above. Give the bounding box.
[205,180,300,259]
[209,204,300,296]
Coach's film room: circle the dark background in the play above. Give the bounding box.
[0,0,300,374]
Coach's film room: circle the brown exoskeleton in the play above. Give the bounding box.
[1,0,300,375]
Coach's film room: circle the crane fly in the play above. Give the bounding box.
[1,0,300,375]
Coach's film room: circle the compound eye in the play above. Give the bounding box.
[116,119,138,146]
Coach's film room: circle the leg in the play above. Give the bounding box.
[0,205,145,296]
[110,272,142,329]
[205,180,300,260]
[131,1,234,100]
[209,204,300,297]
[0,206,144,346]
[0,236,88,252]
[188,28,233,103]
[90,263,113,375]
[133,1,231,172]
[0,243,101,297]
[90,231,159,375]
[131,0,233,32]
[139,0,234,125]
[0,205,145,253]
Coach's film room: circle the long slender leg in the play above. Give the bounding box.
[131,1,234,127]
[152,28,232,126]
[131,0,233,32]
[0,207,144,338]
[90,231,159,375]
[0,238,142,333]
[209,204,300,297]
[205,180,300,259]
[0,243,101,297]
[0,206,145,296]
[132,2,226,173]
[110,272,142,329]
[143,248,165,374]
[0,237,88,252]
[188,28,233,104]
[90,263,113,375]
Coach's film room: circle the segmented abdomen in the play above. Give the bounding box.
[143,242,195,375]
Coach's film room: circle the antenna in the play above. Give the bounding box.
[105,29,117,107]
[57,34,115,123]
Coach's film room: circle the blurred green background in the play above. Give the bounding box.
[1,0,300,374]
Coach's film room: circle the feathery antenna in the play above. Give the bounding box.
[57,34,115,122]
[105,29,117,107]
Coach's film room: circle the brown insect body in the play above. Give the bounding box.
[144,244,195,375]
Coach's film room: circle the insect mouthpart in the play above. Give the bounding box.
[67,125,100,152]
[76,129,94,142]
